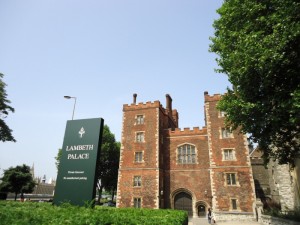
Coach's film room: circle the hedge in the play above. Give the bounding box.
[0,201,188,225]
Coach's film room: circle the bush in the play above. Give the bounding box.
[280,208,300,222]
[263,200,300,223]
[0,201,188,225]
[263,198,281,216]
[0,192,7,200]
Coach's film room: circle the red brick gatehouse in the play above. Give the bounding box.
[116,92,255,220]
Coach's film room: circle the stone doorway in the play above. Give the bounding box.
[174,192,193,216]
[198,204,206,217]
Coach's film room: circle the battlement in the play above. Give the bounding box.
[123,100,162,111]
[167,126,207,136]
[204,91,222,102]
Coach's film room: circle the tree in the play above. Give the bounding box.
[55,148,62,171]
[96,125,120,203]
[210,0,300,166]
[0,73,16,142]
[0,164,36,200]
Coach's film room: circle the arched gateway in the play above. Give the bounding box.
[174,192,193,216]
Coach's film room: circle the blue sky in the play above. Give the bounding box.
[0,0,229,180]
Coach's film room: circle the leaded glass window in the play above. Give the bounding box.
[134,198,141,208]
[177,144,196,164]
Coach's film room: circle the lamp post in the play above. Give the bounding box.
[64,96,77,120]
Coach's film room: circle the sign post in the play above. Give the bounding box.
[53,118,104,206]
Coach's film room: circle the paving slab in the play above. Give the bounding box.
[188,217,210,225]
[188,217,261,225]
[215,221,261,225]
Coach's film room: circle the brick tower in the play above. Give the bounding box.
[116,94,175,209]
[204,92,255,220]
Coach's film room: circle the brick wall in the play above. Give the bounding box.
[163,127,212,216]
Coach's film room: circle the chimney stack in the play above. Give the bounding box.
[133,93,137,104]
[166,94,172,112]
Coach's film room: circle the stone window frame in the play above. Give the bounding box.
[220,128,234,139]
[135,131,145,143]
[219,111,226,118]
[134,151,144,163]
[133,197,142,208]
[222,148,236,161]
[229,198,240,211]
[133,175,142,187]
[176,143,198,164]
[135,114,145,125]
[224,172,240,186]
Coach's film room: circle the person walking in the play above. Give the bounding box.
[208,208,212,224]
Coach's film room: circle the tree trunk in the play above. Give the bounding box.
[97,185,103,204]
[14,192,17,201]
[111,187,115,202]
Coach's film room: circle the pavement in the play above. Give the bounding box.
[188,217,262,225]
[188,217,210,225]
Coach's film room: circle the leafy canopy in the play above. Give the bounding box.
[0,164,36,200]
[210,0,300,166]
[0,73,15,142]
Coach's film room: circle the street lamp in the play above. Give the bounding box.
[64,96,77,120]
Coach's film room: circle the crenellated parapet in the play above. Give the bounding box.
[204,91,222,102]
[166,126,207,136]
[123,100,162,111]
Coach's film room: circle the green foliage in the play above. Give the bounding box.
[210,0,300,166]
[55,149,62,171]
[0,73,15,142]
[0,164,36,200]
[83,199,95,209]
[0,201,188,225]
[96,125,120,199]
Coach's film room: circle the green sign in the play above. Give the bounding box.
[53,118,104,206]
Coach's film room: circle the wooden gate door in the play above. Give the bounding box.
[174,192,193,216]
[198,204,206,217]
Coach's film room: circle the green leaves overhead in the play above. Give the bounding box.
[210,0,300,166]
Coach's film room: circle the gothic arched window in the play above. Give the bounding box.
[177,144,196,164]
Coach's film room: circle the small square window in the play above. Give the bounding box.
[226,173,237,185]
[221,128,233,138]
[133,176,141,187]
[134,198,141,208]
[136,115,144,125]
[223,149,234,160]
[135,152,143,162]
[136,132,144,142]
[220,111,226,117]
